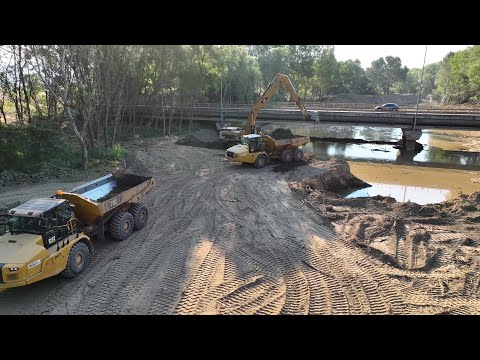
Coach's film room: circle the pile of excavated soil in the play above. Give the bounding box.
[176,135,228,150]
[289,158,370,193]
[269,128,300,140]
[119,150,153,177]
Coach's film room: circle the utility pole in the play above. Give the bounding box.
[413,45,428,131]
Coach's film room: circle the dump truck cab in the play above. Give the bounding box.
[0,198,93,290]
[226,134,268,168]
[242,134,264,153]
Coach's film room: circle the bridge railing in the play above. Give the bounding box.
[131,102,480,114]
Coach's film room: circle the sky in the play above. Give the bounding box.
[334,45,472,69]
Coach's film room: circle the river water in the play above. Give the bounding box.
[263,124,480,204]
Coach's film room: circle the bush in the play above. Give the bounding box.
[89,144,127,163]
[0,124,81,174]
[112,143,127,161]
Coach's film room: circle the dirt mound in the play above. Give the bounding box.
[271,153,317,173]
[289,158,370,193]
[176,135,228,150]
[269,128,295,139]
[120,150,153,177]
[344,215,436,270]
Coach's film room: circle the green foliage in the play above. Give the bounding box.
[89,144,127,163]
[434,46,480,103]
[112,144,127,161]
[338,59,373,94]
[366,56,408,95]
[0,123,81,176]
[313,48,341,97]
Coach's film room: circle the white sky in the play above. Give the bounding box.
[334,45,473,69]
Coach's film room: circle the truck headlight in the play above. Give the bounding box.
[9,267,19,272]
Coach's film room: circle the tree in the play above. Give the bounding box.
[29,45,91,171]
[312,48,340,98]
[367,56,408,94]
[257,47,289,85]
[338,59,372,94]
[217,46,261,103]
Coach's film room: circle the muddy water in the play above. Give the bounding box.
[262,124,480,203]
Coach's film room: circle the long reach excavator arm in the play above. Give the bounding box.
[244,73,317,134]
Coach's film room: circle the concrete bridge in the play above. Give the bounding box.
[216,108,480,150]
[134,105,480,150]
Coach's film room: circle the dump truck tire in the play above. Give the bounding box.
[293,148,304,162]
[61,242,90,279]
[129,203,149,230]
[110,211,134,241]
[253,155,267,169]
[280,150,293,162]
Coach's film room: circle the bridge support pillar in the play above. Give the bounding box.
[401,128,422,150]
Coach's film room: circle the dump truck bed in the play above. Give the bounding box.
[263,134,310,152]
[59,174,155,225]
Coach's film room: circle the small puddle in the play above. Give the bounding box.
[344,183,450,205]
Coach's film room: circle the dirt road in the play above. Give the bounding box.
[1,139,479,314]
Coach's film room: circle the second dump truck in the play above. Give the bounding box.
[0,173,155,290]
[226,133,310,168]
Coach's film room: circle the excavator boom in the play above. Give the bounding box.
[218,73,317,141]
[245,73,317,134]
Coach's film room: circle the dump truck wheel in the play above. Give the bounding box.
[293,148,304,162]
[280,150,293,162]
[129,203,149,230]
[253,155,267,169]
[61,242,90,279]
[110,211,134,241]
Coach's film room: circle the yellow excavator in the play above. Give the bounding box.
[219,73,318,141]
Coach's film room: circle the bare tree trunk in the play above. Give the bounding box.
[104,100,110,148]
[189,96,194,135]
[66,107,89,171]
[132,91,137,137]
[4,64,21,122]
[28,77,43,117]
[0,96,7,124]
[88,121,96,148]
[111,97,123,147]
[53,97,58,118]
[178,108,183,135]
[168,87,174,136]
[18,46,32,122]
[12,46,23,122]
[151,98,157,129]
[161,89,166,137]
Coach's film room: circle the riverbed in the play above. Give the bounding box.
[263,124,480,203]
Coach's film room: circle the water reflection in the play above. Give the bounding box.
[263,124,480,169]
[288,125,402,142]
[301,140,480,169]
[345,183,450,205]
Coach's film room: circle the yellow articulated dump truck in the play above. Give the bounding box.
[0,173,155,290]
[226,133,310,168]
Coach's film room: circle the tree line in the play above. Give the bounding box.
[0,45,478,172]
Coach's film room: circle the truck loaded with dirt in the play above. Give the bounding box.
[226,128,309,168]
[1,134,479,315]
